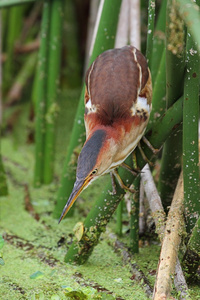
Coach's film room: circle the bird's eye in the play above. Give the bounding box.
[91,168,98,175]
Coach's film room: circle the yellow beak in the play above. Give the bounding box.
[58,176,92,223]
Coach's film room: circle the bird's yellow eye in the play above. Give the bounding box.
[91,168,98,175]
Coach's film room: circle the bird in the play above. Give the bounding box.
[59,45,152,223]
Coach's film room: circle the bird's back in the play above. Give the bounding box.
[85,45,150,125]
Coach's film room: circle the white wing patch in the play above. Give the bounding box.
[85,98,97,114]
[131,96,151,117]
[137,96,151,113]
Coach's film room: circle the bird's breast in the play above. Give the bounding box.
[110,115,149,167]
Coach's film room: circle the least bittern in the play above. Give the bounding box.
[59,45,152,223]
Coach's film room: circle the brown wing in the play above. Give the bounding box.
[84,45,150,125]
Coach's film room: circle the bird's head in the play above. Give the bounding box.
[58,128,118,223]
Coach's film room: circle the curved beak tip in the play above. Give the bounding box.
[58,201,72,224]
[58,178,87,224]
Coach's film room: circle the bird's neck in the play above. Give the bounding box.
[89,118,132,143]
[89,124,118,142]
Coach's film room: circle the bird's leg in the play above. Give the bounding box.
[137,136,162,166]
[142,136,161,154]
[120,162,140,176]
[138,142,154,166]
[110,172,117,195]
[112,169,135,193]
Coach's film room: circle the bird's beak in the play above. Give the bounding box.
[58,176,92,223]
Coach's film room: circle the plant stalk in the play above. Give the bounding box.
[183,29,200,233]
[43,0,63,184]
[33,0,50,187]
[158,0,185,210]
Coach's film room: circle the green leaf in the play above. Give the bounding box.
[30,271,44,279]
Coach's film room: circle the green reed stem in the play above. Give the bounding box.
[3,6,24,90]
[183,31,200,233]
[146,0,155,67]
[116,200,123,236]
[176,0,200,52]
[130,176,140,254]
[43,0,63,184]
[147,47,166,129]
[158,0,185,210]
[151,0,167,84]
[33,0,50,187]
[182,217,200,277]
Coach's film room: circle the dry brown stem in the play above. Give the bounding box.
[18,2,42,45]
[15,39,40,54]
[141,166,189,300]
[141,164,166,239]
[24,184,40,221]
[153,171,185,300]
[115,0,129,48]
[130,0,141,49]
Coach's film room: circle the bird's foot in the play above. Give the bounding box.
[138,136,162,166]
[142,136,161,154]
[138,142,153,166]
[110,172,117,195]
[120,162,140,176]
[112,169,135,193]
